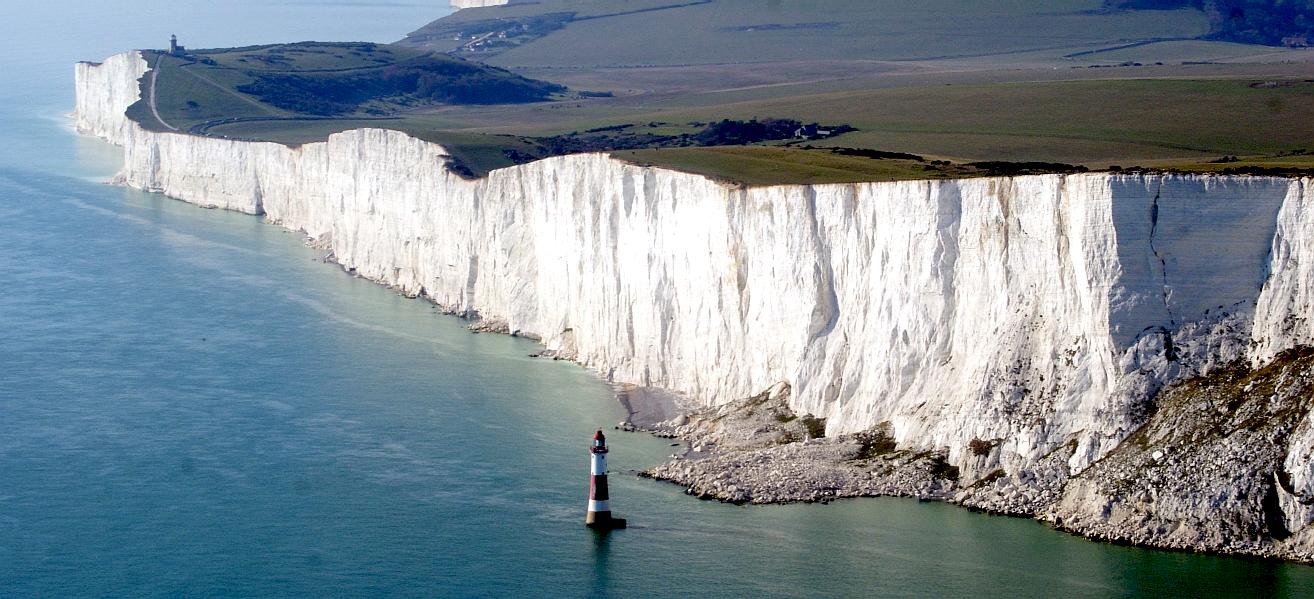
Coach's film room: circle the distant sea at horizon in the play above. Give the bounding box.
[1,1,1313,597]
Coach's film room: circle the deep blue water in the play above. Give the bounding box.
[2,2,1314,597]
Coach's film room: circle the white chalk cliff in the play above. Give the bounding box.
[450,0,510,9]
[76,51,1314,487]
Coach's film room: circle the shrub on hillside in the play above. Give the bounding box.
[237,55,565,116]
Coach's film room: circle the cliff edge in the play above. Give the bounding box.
[450,0,511,10]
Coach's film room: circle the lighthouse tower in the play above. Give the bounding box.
[586,430,626,529]
[168,35,186,56]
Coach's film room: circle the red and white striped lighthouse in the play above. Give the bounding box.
[586,429,626,529]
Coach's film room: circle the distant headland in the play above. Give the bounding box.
[117,1,1314,183]
[450,0,510,10]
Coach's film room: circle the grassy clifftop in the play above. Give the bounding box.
[201,75,1314,182]
[132,1,1314,184]
[405,0,1210,66]
[127,42,568,135]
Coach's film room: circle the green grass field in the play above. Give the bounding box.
[128,52,282,131]
[130,42,567,135]
[136,1,1314,184]
[135,44,428,132]
[202,75,1314,181]
[409,0,1210,67]
[201,43,431,72]
[614,147,975,185]
[670,78,1314,162]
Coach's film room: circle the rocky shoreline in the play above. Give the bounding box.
[636,383,959,504]
[633,351,1314,565]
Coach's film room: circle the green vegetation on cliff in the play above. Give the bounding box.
[129,42,568,135]
[200,75,1314,182]
[134,0,1314,184]
[234,50,564,116]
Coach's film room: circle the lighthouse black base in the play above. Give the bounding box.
[585,513,628,530]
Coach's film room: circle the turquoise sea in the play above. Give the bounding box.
[2,1,1313,596]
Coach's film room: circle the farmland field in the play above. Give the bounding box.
[140,0,1314,183]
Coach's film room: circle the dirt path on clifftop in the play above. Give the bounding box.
[178,65,282,116]
[146,55,179,132]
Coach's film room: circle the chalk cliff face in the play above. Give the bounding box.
[74,53,147,144]
[75,52,1314,512]
[450,0,510,9]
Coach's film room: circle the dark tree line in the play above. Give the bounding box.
[522,119,857,160]
[1108,0,1314,46]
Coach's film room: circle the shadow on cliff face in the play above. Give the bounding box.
[614,384,689,430]
[1104,175,1288,348]
[1040,346,1314,562]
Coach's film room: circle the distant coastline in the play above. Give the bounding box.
[449,0,510,10]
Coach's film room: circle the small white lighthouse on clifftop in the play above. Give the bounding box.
[586,430,626,529]
[168,35,186,56]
